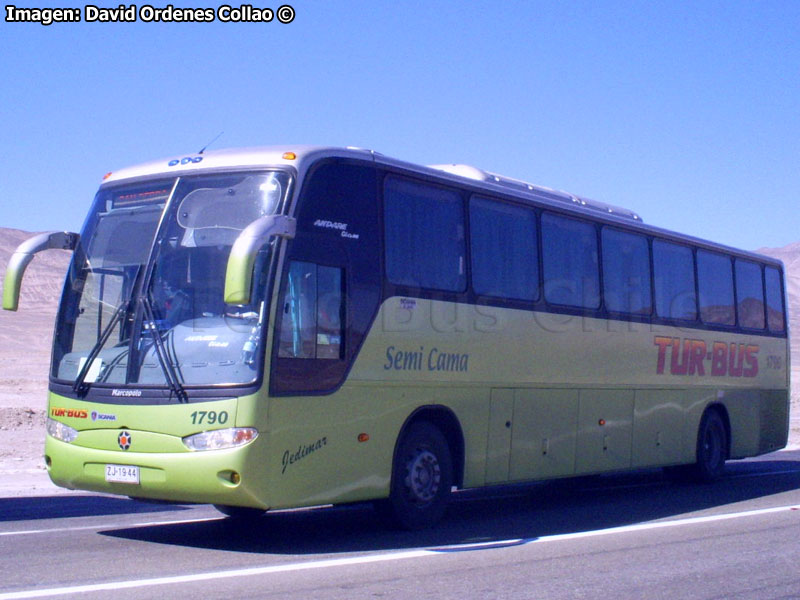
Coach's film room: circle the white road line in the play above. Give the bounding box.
[1,504,798,599]
[519,503,800,545]
[0,550,435,600]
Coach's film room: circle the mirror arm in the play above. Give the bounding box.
[3,231,80,311]
[224,216,296,305]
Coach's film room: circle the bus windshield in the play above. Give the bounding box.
[51,170,291,393]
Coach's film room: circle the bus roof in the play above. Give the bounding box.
[102,145,641,218]
[99,145,781,267]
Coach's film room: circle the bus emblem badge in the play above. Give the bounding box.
[118,431,132,451]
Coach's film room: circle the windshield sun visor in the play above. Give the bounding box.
[177,174,286,247]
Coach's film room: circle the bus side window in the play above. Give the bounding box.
[384,176,466,292]
[653,240,697,321]
[601,227,651,315]
[541,212,600,309]
[765,266,786,332]
[735,259,765,330]
[697,249,735,326]
[278,261,343,360]
[470,196,539,301]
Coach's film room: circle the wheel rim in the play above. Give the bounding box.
[404,449,441,504]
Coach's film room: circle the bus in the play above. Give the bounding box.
[3,146,790,529]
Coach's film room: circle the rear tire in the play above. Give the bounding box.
[691,409,728,482]
[384,422,453,530]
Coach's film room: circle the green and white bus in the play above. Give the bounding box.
[3,146,790,529]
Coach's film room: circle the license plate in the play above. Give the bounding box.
[105,464,140,484]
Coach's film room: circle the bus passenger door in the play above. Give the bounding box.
[485,389,513,483]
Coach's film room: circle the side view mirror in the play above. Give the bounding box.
[3,231,80,311]
[224,215,296,305]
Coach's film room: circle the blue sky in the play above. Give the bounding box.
[2,0,798,251]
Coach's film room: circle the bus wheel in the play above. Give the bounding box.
[692,409,728,482]
[213,504,266,519]
[386,422,453,530]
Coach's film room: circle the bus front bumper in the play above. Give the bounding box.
[45,434,270,508]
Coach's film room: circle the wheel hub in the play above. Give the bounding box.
[406,450,441,503]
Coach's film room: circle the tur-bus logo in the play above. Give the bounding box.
[654,336,759,377]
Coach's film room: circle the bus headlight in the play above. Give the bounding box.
[182,428,258,451]
[46,418,78,443]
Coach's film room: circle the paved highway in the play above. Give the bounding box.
[1,450,799,600]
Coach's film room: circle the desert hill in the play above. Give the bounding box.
[0,229,70,408]
[0,229,71,474]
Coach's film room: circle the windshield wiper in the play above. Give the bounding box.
[73,300,131,394]
[140,294,188,402]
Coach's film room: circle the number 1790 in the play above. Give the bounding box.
[190,410,229,425]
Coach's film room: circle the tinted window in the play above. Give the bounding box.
[278,261,343,359]
[653,240,696,320]
[602,228,651,314]
[470,197,538,301]
[542,213,600,308]
[765,266,786,332]
[697,250,734,325]
[384,177,466,291]
[735,259,765,329]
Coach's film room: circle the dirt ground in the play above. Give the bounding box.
[0,404,65,497]
[0,304,70,496]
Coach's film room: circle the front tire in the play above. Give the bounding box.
[385,422,453,530]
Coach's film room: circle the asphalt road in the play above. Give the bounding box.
[1,451,800,600]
